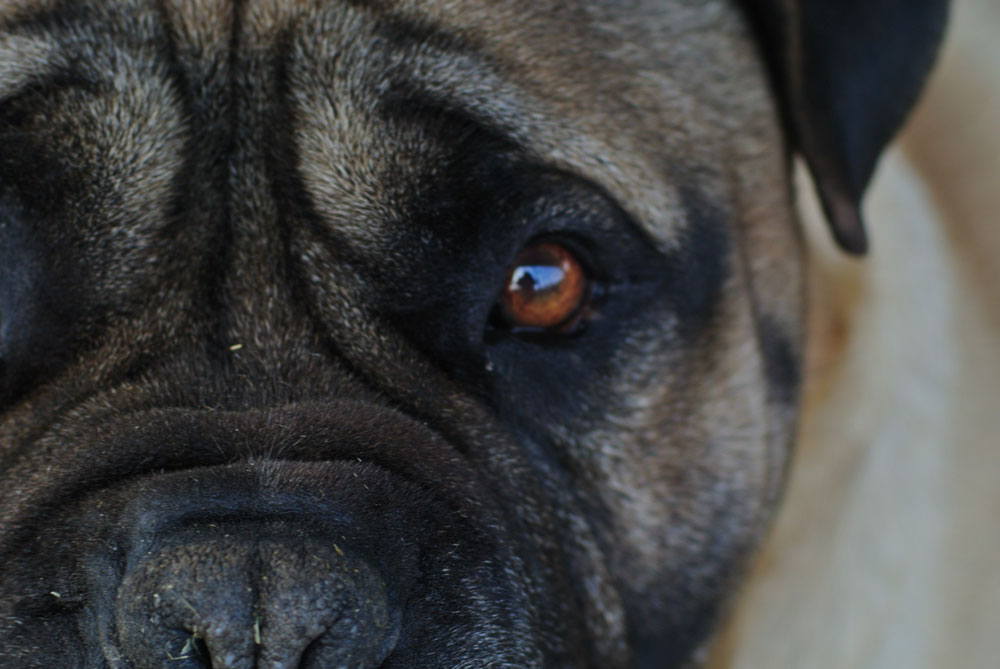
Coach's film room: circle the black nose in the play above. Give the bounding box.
[115,521,399,669]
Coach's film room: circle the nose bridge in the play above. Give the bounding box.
[147,0,320,369]
[221,27,307,355]
[156,0,324,364]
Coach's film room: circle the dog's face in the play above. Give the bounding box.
[0,1,946,667]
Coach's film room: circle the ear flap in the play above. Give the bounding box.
[741,0,949,254]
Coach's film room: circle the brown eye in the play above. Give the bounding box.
[498,241,591,332]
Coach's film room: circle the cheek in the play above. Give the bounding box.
[538,212,802,568]
[547,286,791,663]
[604,289,784,547]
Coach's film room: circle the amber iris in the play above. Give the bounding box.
[499,242,589,331]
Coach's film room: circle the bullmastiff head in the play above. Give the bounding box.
[0,1,947,667]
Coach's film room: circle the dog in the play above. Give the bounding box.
[0,1,948,667]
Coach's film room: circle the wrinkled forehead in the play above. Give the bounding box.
[0,0,771,249]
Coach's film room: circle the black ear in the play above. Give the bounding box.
[741,0,949,254]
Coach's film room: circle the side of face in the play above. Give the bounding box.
[0,0,846,666]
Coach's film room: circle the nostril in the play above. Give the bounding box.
[299,636,323,668]
[193,638,212,668]
[157,630,212,668]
